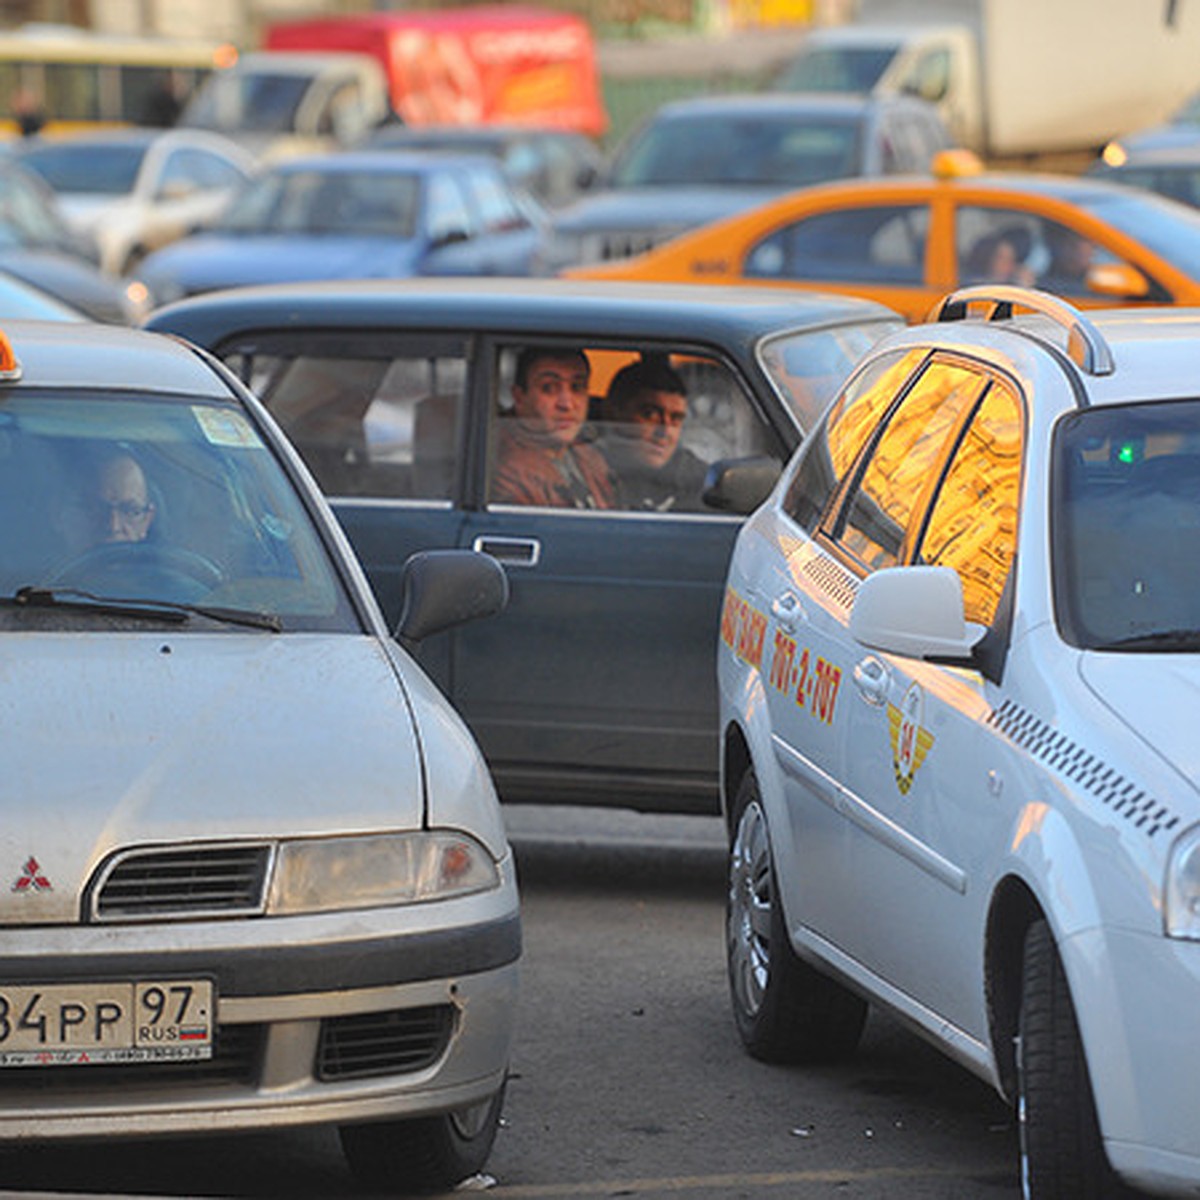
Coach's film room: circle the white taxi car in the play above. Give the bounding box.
[0,320,517,1193]
[718,286,1200,1198]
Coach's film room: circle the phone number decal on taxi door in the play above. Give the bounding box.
[768,630,842,725]
[720,587,767,671]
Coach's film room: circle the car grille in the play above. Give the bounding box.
[316,1005,455,1081]
[0,1023,264,1092]
[91,844,273,921]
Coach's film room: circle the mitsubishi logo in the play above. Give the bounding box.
[12,856,51,893]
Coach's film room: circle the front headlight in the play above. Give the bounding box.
[1164,824,1200,938]
[267,831,500,915]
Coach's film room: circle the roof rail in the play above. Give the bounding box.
[927,285,1115,377]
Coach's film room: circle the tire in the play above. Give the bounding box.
[339,1081,505,1194]
[1017,920,1134,1199]
[726,770,867,1063]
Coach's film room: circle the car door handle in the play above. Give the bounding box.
[853,655,890,707]
[473,535,541,567]
[770,592,806,633]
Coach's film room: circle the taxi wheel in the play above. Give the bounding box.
[339,1080,506,1193]
[726,770,867,1064]
[1017,920,1132,1199]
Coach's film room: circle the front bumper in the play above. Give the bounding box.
[0,858,520,1140]
[1066,924,1200,1195]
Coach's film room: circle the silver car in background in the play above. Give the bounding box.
[0,319,517,1193]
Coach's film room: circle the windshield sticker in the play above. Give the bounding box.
[890,683,934,796]
[721,586,767,671]
[192,406,260,449]
[768,631,841,726]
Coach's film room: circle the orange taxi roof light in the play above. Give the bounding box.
[0,330,22,382]
[932,148,985,179]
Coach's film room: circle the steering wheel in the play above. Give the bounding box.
[48,541,225,596]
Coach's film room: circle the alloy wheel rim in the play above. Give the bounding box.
[728,798,773,1018]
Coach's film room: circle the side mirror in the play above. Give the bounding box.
[1085,261,1150,300]
[702,455,782,515]
[431,228,471,249]
[157,179,198,203]
[394,549,509,643]
[849,566,984,661]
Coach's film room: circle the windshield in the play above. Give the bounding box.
[20,144,145,196]
[1070,188,1200,278]
[0,390,357,632]
[181,70,309,135]
[218,169,419,236]
[610,113,862,187]
[759,320,901,432]
[1055,398,1200,650]
[773,46,897,93]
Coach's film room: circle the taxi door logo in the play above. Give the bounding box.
[888,683,934,796]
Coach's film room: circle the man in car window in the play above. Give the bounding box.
[491,347,614,508]
[58,449,157,553]
[598,358,709,512]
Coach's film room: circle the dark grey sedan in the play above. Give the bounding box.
[147,279,901,814]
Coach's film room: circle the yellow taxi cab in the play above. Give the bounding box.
[567,150,1200,322]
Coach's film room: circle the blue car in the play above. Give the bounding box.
[137,150,547,304]
[147,278,900,814]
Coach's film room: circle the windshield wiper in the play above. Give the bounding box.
[8,587,282,632]
[1099,628,1200,651]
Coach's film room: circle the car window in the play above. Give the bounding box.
[221,336,468,502]
[915,380,1022,625]
[487,342,783,513]
[759,322,900,433]
[956,205,1126,298]
[427,172,475,242]
[461,165,527,233]
[835,360,986,571]
[610,113,862,188]
[161,147,246,194]
[0,390,356,630]
[745,204,928,284]
[782,348,926,532]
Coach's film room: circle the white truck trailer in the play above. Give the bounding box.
[775,0,1200,166]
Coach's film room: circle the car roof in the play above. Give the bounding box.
[891,297,1200,408]
[799,23,964,46]
[1099,143,1200,167]
[270,150,498,175]
[0,319,230,395]
[145,278,900,345]
[649,92,927,121]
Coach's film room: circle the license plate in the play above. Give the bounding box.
[0,980,214,1066]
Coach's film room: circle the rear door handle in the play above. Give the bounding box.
[473,535,541,567]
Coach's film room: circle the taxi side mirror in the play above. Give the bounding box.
[1085,261,1150,299]
[849,566,984,662]
[394,549,509,644]
[702,455,781,515]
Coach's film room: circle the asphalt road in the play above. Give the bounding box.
[0,805,1018,1199]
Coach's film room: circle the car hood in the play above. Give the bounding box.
[0,633,423,923]
[141,234,424,296]
[552,185,782,234]
[1079,653,1200,787]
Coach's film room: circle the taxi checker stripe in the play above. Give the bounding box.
[986,699,1179,838]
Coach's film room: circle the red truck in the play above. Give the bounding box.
[264,5,608,136]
